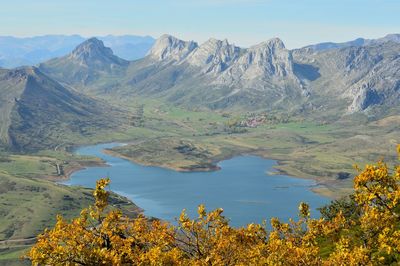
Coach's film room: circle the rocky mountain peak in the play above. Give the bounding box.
[211,37,303,99]
[231,38,293,78]
[70,38,110,59]
[201,38,237,52]
[68,37,127,67]
[38,38,128,87]
[147,34,198,61]
[262,37,286,50]
[186,38,242,73]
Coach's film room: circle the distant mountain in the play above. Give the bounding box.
[302,34,400,52]
[0,66,124,151]
[0,35,154,68]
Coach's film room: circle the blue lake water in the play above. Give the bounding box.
[63,143,330,227]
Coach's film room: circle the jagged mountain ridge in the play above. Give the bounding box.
[123,35,306,110]
[214,38,300,86]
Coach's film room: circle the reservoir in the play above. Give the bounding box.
[64,143,330,227]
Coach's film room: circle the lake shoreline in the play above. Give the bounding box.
[63,142,331,226]
[103,149,221,172]
[43,159,108,182]
[58,141,335,200]
[102,143,334,199]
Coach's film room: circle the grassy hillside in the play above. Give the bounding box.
[0,172,141,241]
[0,172,141,263]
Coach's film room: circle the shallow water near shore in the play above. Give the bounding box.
[63,143,330,227]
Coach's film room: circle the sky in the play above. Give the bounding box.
[0,0,398,48]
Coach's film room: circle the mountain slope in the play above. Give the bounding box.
[293,41,400,115]
[0,67,124,151]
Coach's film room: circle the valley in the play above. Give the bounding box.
[0,34,399,263]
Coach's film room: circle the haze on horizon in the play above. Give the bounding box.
[0,0,398,49]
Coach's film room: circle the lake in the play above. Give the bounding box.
[63,143,330,227]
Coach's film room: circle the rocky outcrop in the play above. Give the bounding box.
[147,34,198,62]
[185,38,241,74]
[236,38,291,76]
[346,47,400,112]
[347,86,381,112]
[216,38,300,87]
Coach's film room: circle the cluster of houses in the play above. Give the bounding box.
[238,115,268,128]
[235,112,291,128]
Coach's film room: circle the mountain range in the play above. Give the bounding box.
[0,35,155,68]
[1,33,399,150]
[38,33,400,115]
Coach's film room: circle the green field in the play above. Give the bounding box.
[0,99,398,263]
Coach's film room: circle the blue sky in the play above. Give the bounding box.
[0,0,398,48]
